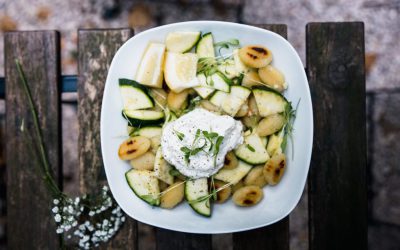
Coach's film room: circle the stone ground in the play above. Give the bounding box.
[0,0,399,249]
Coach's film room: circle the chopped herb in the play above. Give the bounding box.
[246,144,256,152]
[174,129,185,141]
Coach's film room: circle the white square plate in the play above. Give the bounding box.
[101,21,313,234]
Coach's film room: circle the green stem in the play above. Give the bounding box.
[15,59,61,196]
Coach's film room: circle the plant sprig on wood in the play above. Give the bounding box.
[15,59,125,249]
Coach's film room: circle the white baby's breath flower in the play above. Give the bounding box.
[56,228,63,234]
[72,221,78,227]
[52,207,59,213]
[64,225,71,231]
[88,211,95,217]
[53,199,60,205]
[54,214,61,222]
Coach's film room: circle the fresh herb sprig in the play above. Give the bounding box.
[179,129,224,166]
[281,99,300,158]
[188,181,232,205]
[16,60,125,249]
[214,38,240,56]
[174,129,185,141]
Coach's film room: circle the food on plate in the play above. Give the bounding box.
[117,31,297,217]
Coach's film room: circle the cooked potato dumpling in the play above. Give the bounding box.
[258,65,286,92]
[242,70,263,88]
[244,165,267,188]
[263,153,286,185]
[130,152,156,170]
[232,185,263,206]
[118,136,151,160]
[235,102,249,117]
[241,115,261,129]
[167,89,189,112]
[160,181,185,209]
[150,136,161,150]
[213,180,232,203]
[239,45,272,68]
[158,180,169,192]
[231,180,244,193]
[222,151,239,170]
[256,114,286,137]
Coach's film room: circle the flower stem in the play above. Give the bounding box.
[15,59,61,196]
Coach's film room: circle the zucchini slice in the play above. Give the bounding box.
[154,148,174,185]
[214,160,252,185]
[194,86,215,99]
[234,132,270,165]
[123,109,165,127]
[136,126,162,138]
[252,86,288,117]
[209,86,251,116]
[196,32,215,58]
[166,31,201,53]
[196,72,230,93]
[119,78,154,110]
[125,169,160,206]
[185,178,211,217]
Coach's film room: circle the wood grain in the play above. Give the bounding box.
[77,28,138,250]
[5,31,61,249]
[306,22,367,250]
[232,24,290,250]
[156,229,212,250]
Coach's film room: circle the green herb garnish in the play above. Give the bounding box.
[214,38,240,55]
[281,99,300,158]
[180,129,224,166]
[188,181,232,205]
[174,129,185,141]
[246,144,256,152]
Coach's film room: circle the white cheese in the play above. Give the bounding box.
[161,108,243,179]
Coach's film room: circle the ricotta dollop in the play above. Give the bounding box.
[161,108,243,179]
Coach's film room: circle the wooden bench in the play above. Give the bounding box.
[4,22,367,249]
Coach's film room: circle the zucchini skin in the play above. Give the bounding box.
[119,78,155,106]
[125,170,160,206]
[252,85,289,102]
[122,111,165,127]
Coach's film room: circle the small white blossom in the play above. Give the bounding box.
[54,214,61,222]
[56,228,63,234]
[53,199,60,205]
[52,207,59,213]
[88,211,95,217]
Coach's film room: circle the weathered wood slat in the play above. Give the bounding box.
[156,230,212,250]
[77,29,138,250]
[306,22,367,250]
[233,24,290,250]
[5,31,61,249]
